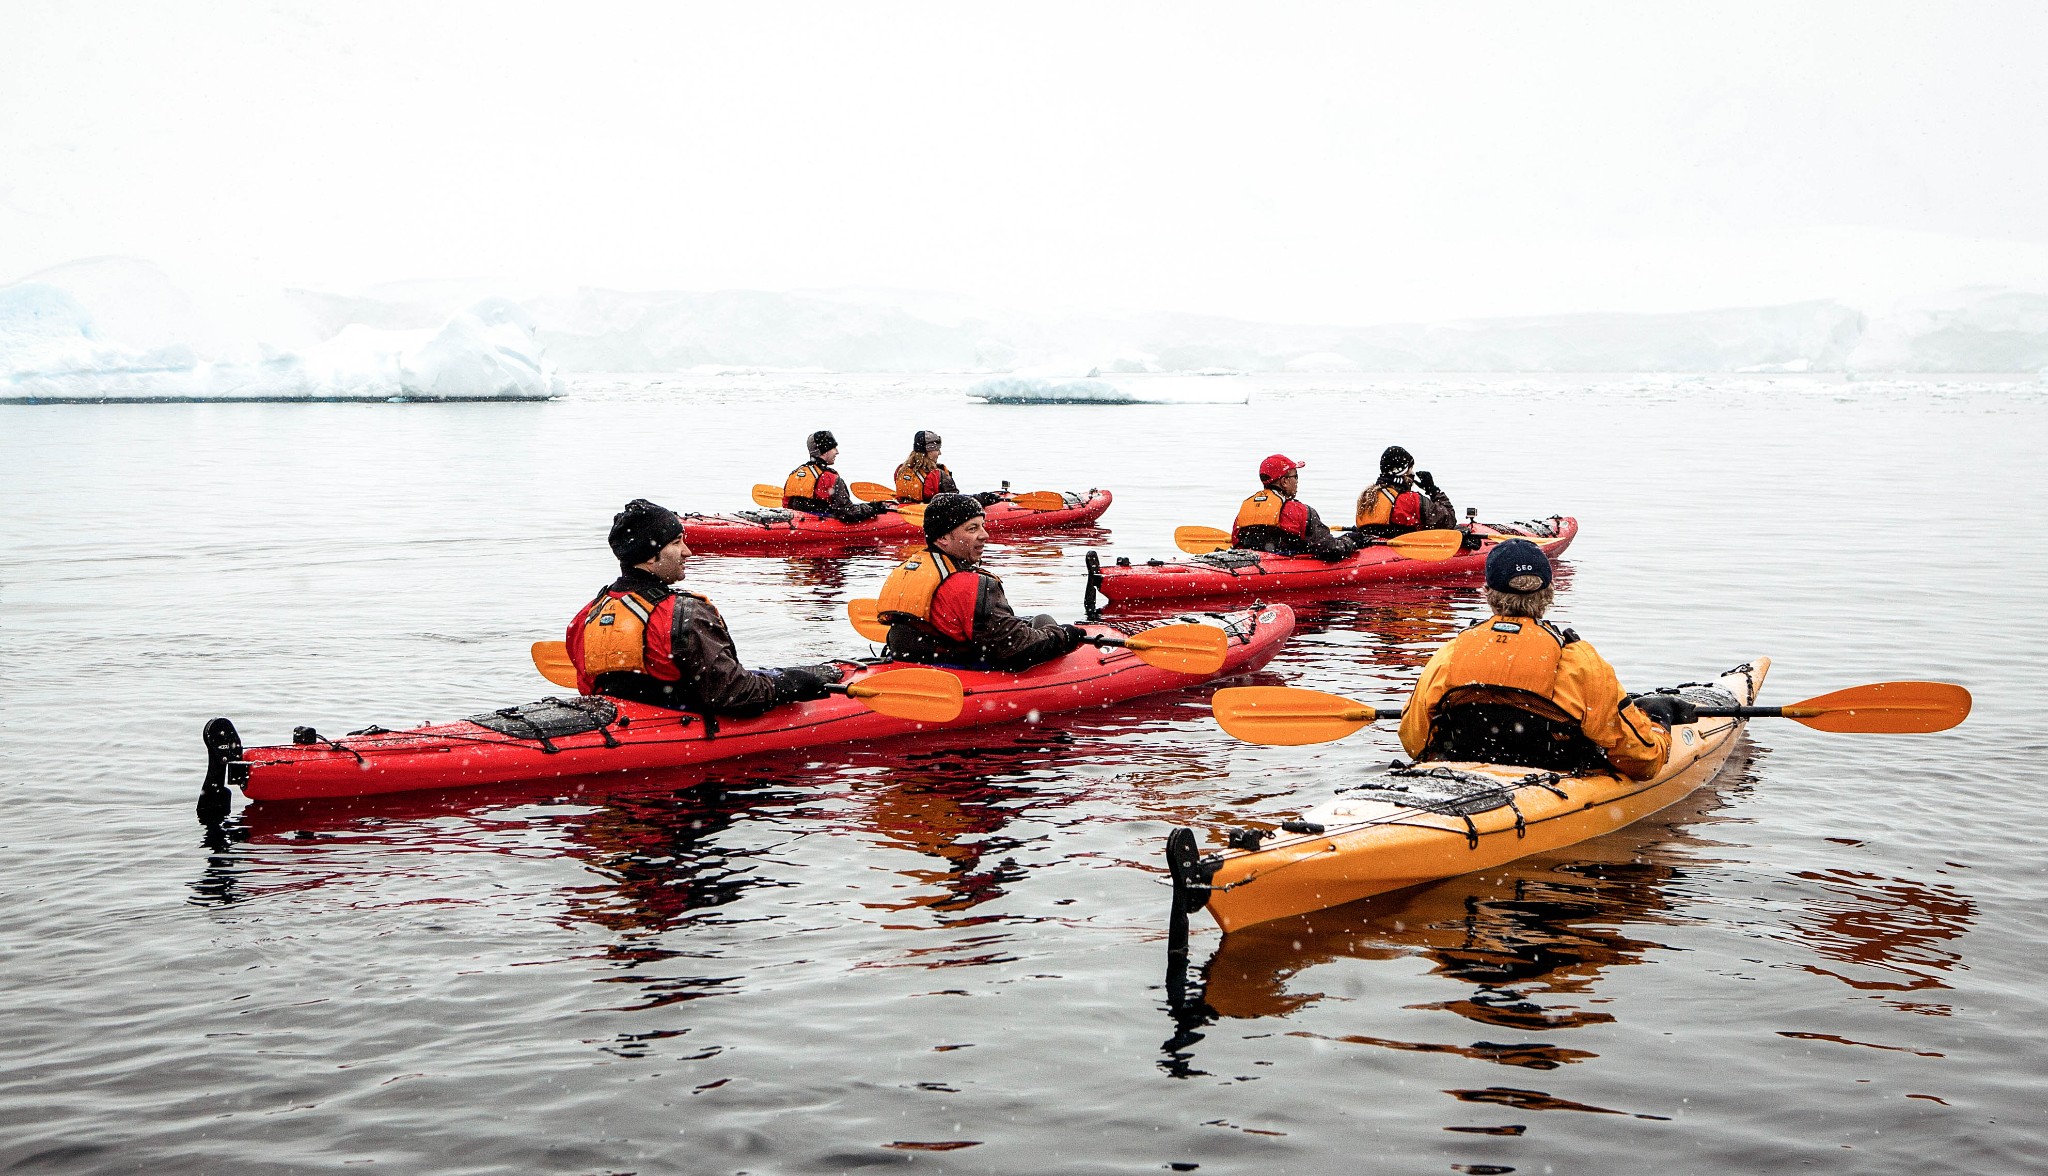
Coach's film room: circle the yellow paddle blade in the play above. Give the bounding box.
[845,667,965,722]
[531,641,579,689]
[1008,491,1067,511]
[750,484,786,508]
[851,481,897,502]
[1119,623,1229,674]
[1174,525,1236,555]
[847,598,891,642]
[1211,685,1388,746]
[1381,529,1464,561]
[896,503,926,525]
[1779,681,1972,734]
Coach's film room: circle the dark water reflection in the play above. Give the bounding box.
[7,375,2043,1172]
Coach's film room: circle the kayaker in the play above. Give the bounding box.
[894,430,1006,506]
[876,492,1090,671]
[785,431,892,524]
[1355,445,1457,537]
[566,499,844,714]
[1398,539,1696,779]
[1231,455,1359,560]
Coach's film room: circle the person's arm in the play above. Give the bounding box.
[826,476,887,524]
[1415,471,1457,528]
[1398,644,1454,758]
[671,597,805,717]
[1300,505,1358,561]
[1553,640,1671,781]
[968,576,1083,670]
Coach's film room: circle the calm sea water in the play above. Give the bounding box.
[3,373,2045,1174]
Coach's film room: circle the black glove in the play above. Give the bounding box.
[1415,470,1437,492]
[1630,693,1698,728]
[859,503,892,523]
[1061,624,1094,650]
[768,666,837,705]
[974,490,1007,507]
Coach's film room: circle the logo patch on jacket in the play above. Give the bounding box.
[1491,621,1523,633]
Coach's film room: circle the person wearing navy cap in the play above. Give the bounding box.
[1397,539,1693,780]
[1229,454,1358,560]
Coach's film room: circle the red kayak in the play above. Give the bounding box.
[1086,517,1577,607]
[202,603,1293,805]
[682,489,1112,552]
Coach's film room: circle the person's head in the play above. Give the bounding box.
[1484,539,1553,618]
[807,429,839,465]
[923,492,987,562]
[1258,454,1304,497]
[1379,445,1414,485]
[609,499,690,581]
[913,429,943,457]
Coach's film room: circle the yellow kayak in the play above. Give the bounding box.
[1169,658,1769,935]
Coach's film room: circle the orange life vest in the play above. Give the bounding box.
[877,549,967,622]
[784,461,838,503]
[1437,616,1571,700]
[1357,485,1422,528]
[894,462,947,503]
[579,590,659,675]
[1234,490,1305,536]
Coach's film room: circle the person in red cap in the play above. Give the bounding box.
[1230,455,1359,559]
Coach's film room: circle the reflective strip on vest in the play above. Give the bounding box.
[1438,617,1568,698]
[877,549,963,621]
[581,591,657,675]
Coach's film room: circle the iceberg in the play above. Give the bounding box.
[966,373,1250,405]
[1,259,561,401]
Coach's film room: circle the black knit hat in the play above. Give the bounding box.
[807,430,838,459]
[921,492,985,543]
[1485,539,1552,593]
[914,429,942,453]
[608,499,684,567]
[1379,445,1414,475]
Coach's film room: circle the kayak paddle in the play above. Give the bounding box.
[1173,525,1465,561]
[528,641,965,722]
[1212,680,1973,746]
[850,483,1067,511]
[749,484,924,523]
[851,481,899,502]
[842,602,1228,674]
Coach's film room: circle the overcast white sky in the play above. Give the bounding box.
[5,0,2047,324]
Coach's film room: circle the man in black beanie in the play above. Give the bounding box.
[783,430,891,524]
[564,499,844,714]
[870,493,1088,671]
[1355,444,1457,537]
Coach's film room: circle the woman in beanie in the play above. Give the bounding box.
[785,431,891,524]
[1231,455,1358,561]
[1397,539,1693,780]
[871,493,1089,671]
[564,499,846,715]
[1356,445,1457,537]
[893,430,1006,507]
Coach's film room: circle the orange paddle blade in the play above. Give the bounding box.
[1174,525,1236,555]
[895,503,926,525]
[1119,623,1229,674]
[750,484,786,508]
[851,481,897,503]
[1007,491,1067,511]
[1779,681,1972,733]
[1212,685,1391,746]
[531,641,579,689]
[847,598,891,642]
[1381,529,1464,561]
[844,667,965,722]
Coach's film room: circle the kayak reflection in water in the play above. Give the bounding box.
[875,493,1092,672]
[1400,539,1688,780]
[1354,444,1459,538]
[565,498,846,715]
[893,429,1005,506]
[782,430,892,524]
[1230,454,1358,561]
